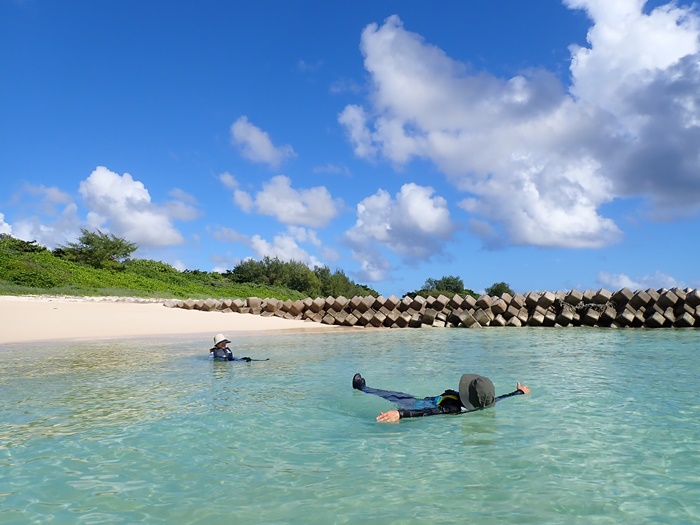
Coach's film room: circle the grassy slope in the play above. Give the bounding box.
[0,251,306,300]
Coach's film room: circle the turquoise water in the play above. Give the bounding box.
[1,328,699,524]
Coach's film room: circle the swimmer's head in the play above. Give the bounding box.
[213,334,230,346]
[458,374,495,411]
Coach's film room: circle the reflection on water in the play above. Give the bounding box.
[1,329,699,524]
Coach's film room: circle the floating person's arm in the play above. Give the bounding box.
[376,404,461,423]
[495,382,530,403]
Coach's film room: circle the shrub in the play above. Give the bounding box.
[484,281,515,297]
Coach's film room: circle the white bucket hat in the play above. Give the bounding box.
[213,333,230,345]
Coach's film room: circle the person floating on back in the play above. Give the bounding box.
[210,333,253,362]
[352,372,530,422]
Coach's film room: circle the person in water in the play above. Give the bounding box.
[210,333,252,362]
[352,372,530,422]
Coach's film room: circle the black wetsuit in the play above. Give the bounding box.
[359,384,525,418]
[210,346,251,362]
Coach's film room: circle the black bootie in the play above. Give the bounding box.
[352,373,366,390]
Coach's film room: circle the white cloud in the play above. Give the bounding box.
[340,5,700,248]
[352,248,393,282]
[11,203,81,248]
[345,183,456,281]
[213,224,325,268]
[218,172,238,190]
[4,184,81,247]
[79,166,185,247]
[218,172,256,212]
[249,232,322,267]
[231,175,342,228]
[230,116,296,168]
[288,225,322,247]
[567,0,700,215]
[338,105,377,159]
[166,188,199,221]
[321,246,340,262]
[598,270,684,291]
[23,183,73,214]
[567,0,699,114]
[234,190,254,213]
[213,226,248,243]
[0,212,13,234]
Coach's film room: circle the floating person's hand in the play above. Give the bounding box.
[516,382,530,394]
[376,410,400,423]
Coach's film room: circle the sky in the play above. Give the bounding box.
[2,0,700,298]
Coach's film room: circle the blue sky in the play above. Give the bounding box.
[2,0,700,298]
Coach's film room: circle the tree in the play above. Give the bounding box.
[55,229,137,270]
[485,281,515,297]
[423,275,465,294]
[225,257,378,298]
[314,266,377,298]
[225,258,267,284]
[406,274,477,299]
[285,260,321,297]
[0,234,48,254]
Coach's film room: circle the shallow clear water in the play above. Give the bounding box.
[1,328,699,524]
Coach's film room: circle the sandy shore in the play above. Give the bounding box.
[0,295,340,344]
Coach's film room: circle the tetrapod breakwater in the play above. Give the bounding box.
[164,287,700,329]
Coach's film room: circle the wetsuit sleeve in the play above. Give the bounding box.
[495,389,525,403]
[397,404,462,418]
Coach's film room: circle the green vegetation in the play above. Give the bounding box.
[0,233,375,300]
[406,275,479,299]
[484,281,515,297]
[53,228,137,270]
[224,256,377,299]
[1,232,510,301]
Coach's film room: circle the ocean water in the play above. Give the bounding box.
[1,328,699,525]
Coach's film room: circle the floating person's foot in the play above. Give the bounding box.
[352,373,366,390]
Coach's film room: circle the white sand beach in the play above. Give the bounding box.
[0,296,340,344]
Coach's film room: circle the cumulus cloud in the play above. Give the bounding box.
[598,270,684,290]
[345,183,456,281]
[218,172,238,190]
[79,166,185,247]
[218,172,255,212]
[10,203,81,248]
[212,224,324,267]
[249,232,322,267]
[229,175,342,228]
[287,225,322,247]
[567,0,700,215]
[0,212,13,234]
[3,184,81,247]
[338,105,377,159]
[231,116,296,168]
[340,4,700,248]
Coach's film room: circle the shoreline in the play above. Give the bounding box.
[0,295,342,345]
